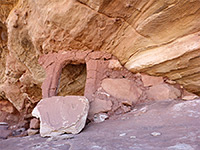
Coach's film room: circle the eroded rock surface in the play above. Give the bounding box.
[0,0,18,23]
[4,0,200,95]
[32,96,89,137]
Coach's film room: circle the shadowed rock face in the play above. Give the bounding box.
[57,64,87,96]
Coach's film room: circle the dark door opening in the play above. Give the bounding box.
[57,63,86,96]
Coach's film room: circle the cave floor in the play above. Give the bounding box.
[0,99,200,150]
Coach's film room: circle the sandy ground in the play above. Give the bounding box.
[0,99,200,150]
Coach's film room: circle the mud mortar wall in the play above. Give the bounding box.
[39,50,195,120]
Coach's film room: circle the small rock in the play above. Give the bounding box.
[27,129,39,136]
[108,59,122,70]
[119,133,127,137]
[121,117,126,120]
[0,122,8,130]
[0,130,12,139]
[46,134,74,142]
[121,117,129,120]
[151,132,161,136]
[182,90,199,100]
[30,118,40,129]
[0,122,8,126]
[182,95,199,100]
[12,128,26,136]
[134,106,148,116]
[131,109,137,112]
[165,79,177,84]
[89,98,112,118]
[140,106,148,113]
[141,74,163,87]
[93,113,109,123]
[130,135,137,139]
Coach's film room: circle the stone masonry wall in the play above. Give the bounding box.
[39,50,198,121]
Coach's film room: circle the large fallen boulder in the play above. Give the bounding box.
[32,96,89,137]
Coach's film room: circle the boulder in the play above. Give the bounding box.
[32,96,89,137]
[182,90,199,100]
[89,98,112,118]
[146,83,181,101]
[101,78,142,105]
[141,74,163,87]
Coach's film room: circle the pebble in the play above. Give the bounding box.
[12,128,26,136]
[130,136,136,139]
[93,113,109,123]
[140,106,148,113]
[150,132,161,136]
[119,133,127,137]
[27,129,39,136]
[131,109,137,112]
[121,117,130,120]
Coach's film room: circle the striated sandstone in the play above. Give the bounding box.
[4,0,200,96]
[0,0,18,23]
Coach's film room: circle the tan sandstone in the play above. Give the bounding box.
[4,0,200,97]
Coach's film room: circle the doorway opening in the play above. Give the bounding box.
[57,63,87,96]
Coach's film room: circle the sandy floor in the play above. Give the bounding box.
[1,99,200,150]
